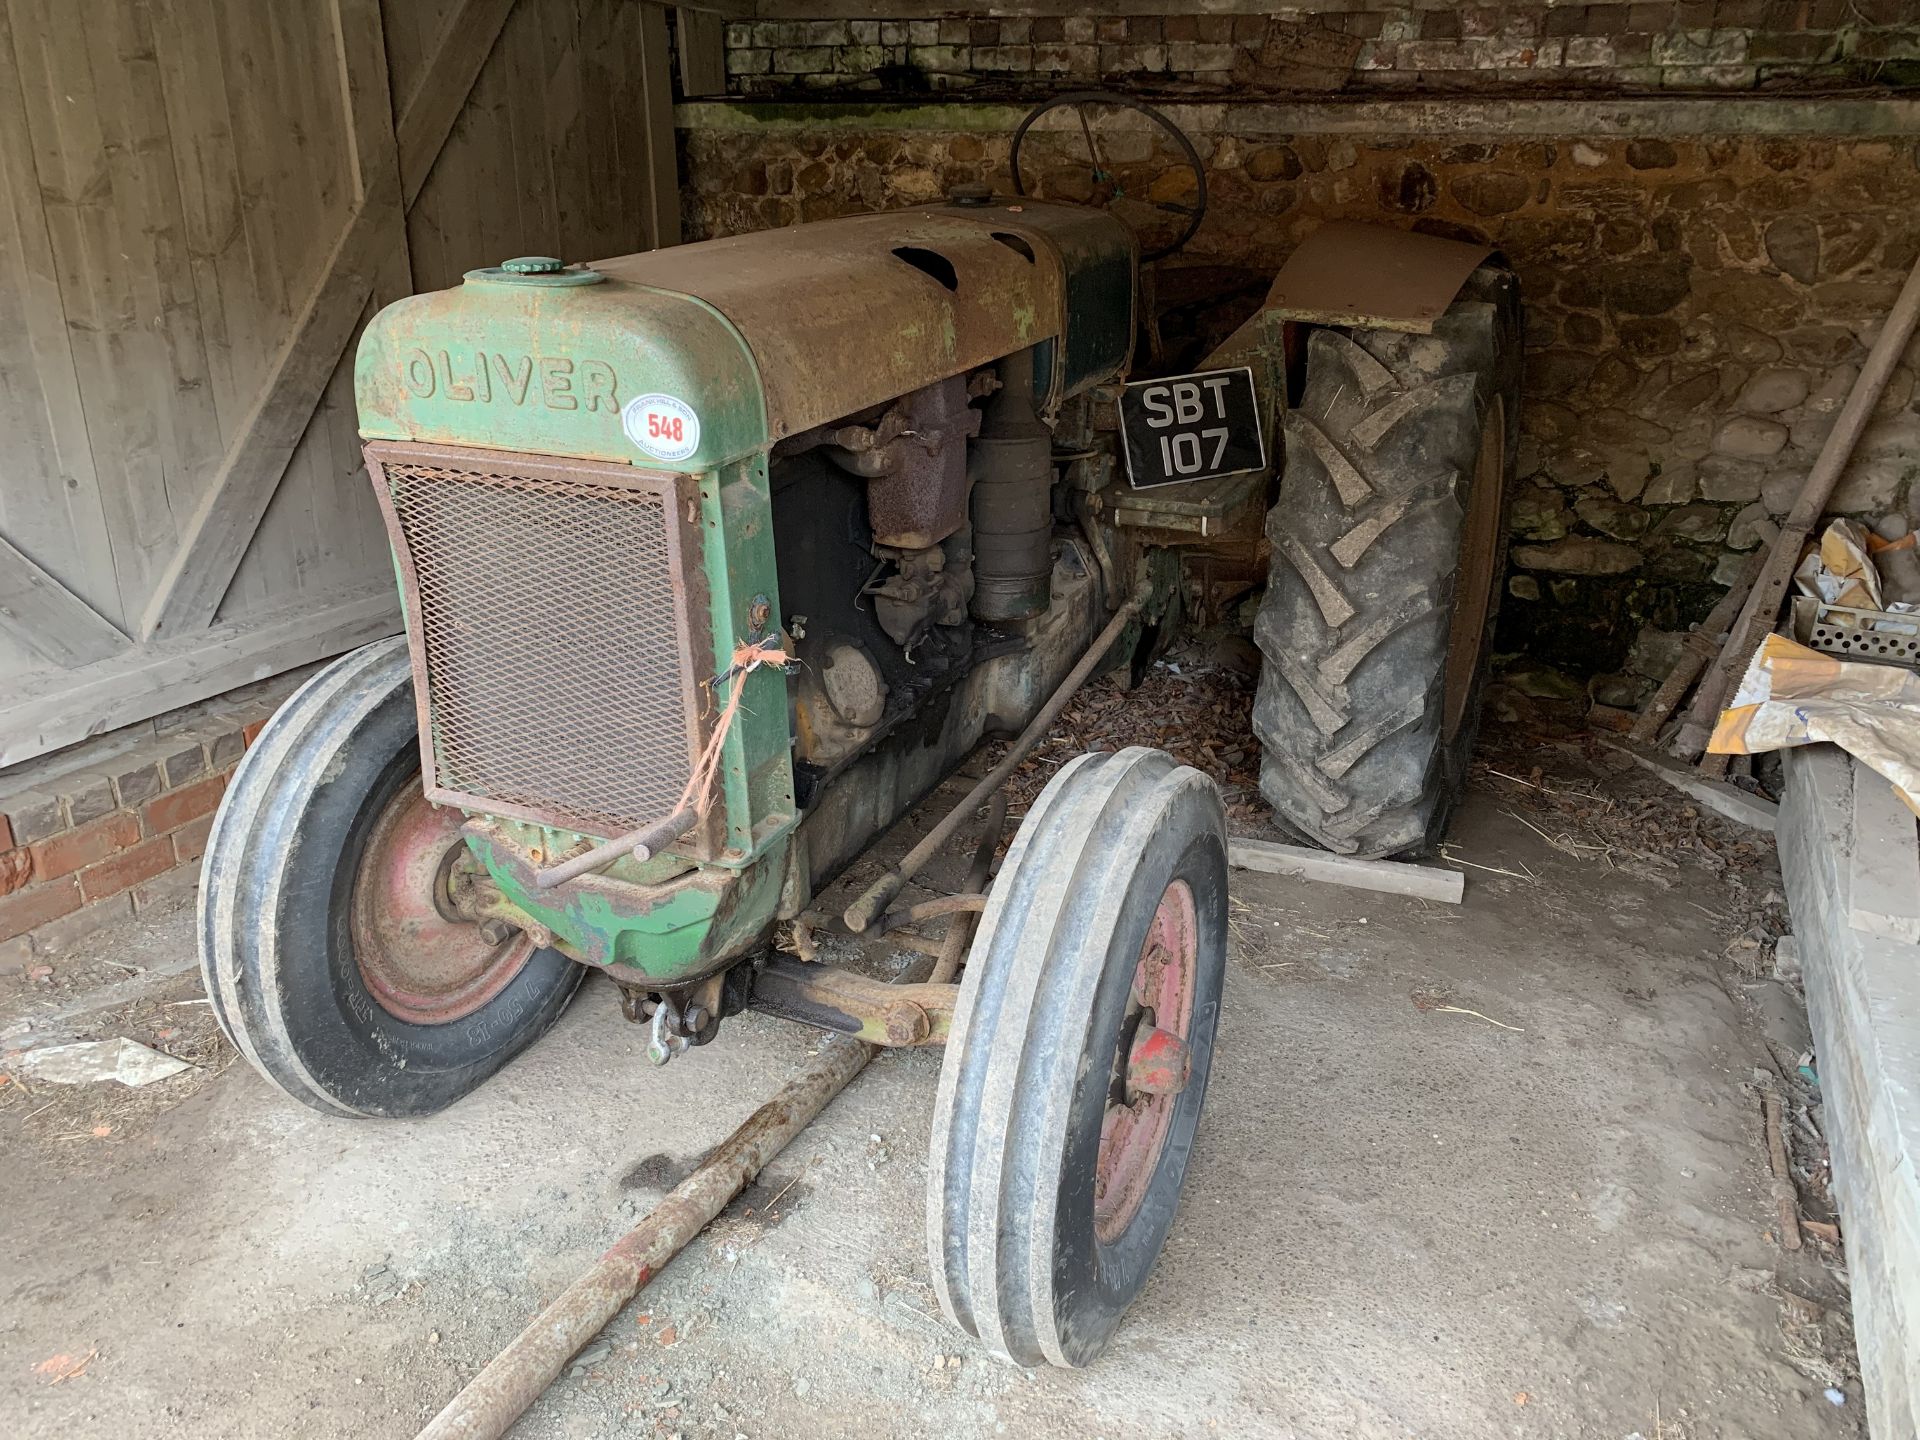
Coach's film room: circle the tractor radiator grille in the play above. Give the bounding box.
[364,441,708,844]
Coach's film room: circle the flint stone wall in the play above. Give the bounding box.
[678,98,1920,696]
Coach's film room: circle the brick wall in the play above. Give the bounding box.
[711,3,1920,100]
[0,679,300,969]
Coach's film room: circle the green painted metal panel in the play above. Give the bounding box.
[466,821,790,984]
[695,454,796,864]
[356,267,771,470]
[356,265,797,983]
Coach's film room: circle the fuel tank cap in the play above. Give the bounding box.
[464,255,605,287]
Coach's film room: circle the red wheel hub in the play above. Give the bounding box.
[1094,879,1198,1244]
[1125,1025,1191,1096]
[351,787,535,1025]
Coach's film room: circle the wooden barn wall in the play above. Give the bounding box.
[0,0,676,767]
[395,0,672,292]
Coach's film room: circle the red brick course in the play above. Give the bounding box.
[78,836,176,903]
[0,875,82,943]
[142,772,229,835]
[170,813,217,865]
[28,811,140,882]
[0,669,301,959]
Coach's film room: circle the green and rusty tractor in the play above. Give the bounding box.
[201,111,1519,1366]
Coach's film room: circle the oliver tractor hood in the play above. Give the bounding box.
[355,199,1135,470]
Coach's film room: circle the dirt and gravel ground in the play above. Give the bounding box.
[0,674,1862,1440]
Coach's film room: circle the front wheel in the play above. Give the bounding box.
[927,747,1227,1367]
[199,637,582,1118]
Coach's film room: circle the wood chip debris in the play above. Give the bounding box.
[994,650,1259,819]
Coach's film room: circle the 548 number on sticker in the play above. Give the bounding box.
[622,392,702,465]
[1118,367,1266,490]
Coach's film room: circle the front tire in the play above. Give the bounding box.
[928,747,1227,1367]
[1253,266,1522,857]
[199,637,582,1118]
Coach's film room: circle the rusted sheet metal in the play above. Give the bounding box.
[931,194,1137,395]
[413,1032,874,1440]
[594,209,1078,442]
[363,439,717,853]
[748,955,957,1047]
[860,378,979,549]
[1262,220,1492,334]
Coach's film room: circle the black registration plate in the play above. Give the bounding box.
[1118,366,1266,489]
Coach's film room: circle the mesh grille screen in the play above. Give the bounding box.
[382,456,696,835]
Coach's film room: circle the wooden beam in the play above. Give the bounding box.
[396,0,520,209]
[0,534,128,668]
[138,217,386,642]
[140,0,510,642]
[1,584,400,768]
[676,96,1920,140]
[638,2,682,250]
[676,7,728,98]
[748,0,1642,13]
[1227,836,1464,904]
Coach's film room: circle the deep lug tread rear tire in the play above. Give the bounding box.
[1253,266,1522,858]
[198,637,583,1118]
[928,747,1228,1368]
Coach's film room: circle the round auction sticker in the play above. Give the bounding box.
[622,392,701,463]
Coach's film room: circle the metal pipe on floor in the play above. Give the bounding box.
[412,1032,873,1440]
[931,792,1005,985]
[841,588,1146,935]
[878,892,987,932]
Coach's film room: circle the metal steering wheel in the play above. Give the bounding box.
[1009,91,1208,262]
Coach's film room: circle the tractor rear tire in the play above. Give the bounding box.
[199,637,583,1118]
[928,747,1227,1368]
[1253,265,1522,858]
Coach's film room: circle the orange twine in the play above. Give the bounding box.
[675,637,790,822]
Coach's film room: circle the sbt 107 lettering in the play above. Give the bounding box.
[1117,366,1266,490]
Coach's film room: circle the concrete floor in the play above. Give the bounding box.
[0,755,1860,1439]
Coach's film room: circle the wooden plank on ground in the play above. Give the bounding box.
[676,7,727,97]
[0,534,128,667]
[1848,762,1920,945]
[1227,836,1464,904]
[1600,736,1780,833]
